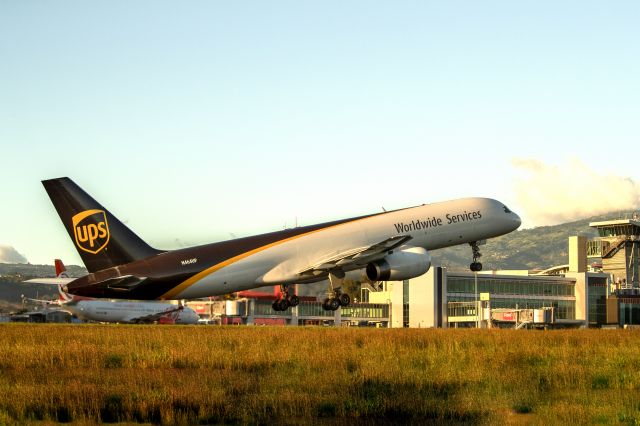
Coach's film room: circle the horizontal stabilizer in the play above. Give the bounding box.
[68,275,147,294]
[24,278,75,286]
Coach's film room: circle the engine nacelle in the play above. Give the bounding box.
[365,247,431,282]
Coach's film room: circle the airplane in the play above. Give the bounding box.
[41,177,521,311]
[24,260,199,324]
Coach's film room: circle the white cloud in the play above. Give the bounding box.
[512,158,640,226]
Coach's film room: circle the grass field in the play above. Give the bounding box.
[1,325,640,424]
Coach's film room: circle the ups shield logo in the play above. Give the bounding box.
[72,210,110,254]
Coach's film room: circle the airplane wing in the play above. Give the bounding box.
[21,295,61,305]
[298,235,413,277]
[129,305,184,324]
[26,276,146,293]
[24,278,75,285]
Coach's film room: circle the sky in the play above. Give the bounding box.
[1,1,639,265]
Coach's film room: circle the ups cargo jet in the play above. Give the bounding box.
[42,178,521,311]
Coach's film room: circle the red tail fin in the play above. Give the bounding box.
[54,259,68,278]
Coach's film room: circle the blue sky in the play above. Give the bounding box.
[1,1,639,265]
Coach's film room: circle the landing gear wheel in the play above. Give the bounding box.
[272,298,290,311]
[470,262,483,272]
[277,298,290,311]
[328,298,340,311]
[338,293,351,307]
[322,298,332,311]
[322,297,341,311]
[287,295,300,307]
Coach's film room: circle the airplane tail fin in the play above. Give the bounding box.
[42,178,162,273]
[54,259,68,278]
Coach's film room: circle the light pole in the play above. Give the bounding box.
[475,271,479,328]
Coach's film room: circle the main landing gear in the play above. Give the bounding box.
[322,271,351,311]
[322,290,351,311]
[469,241,483,272]
[271,284,300,312]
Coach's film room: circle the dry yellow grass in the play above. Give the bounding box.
[1,324,640,424]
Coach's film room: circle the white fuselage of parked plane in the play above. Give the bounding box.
[63,299,199,324]
[168,197,520,299]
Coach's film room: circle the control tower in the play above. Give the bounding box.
[587,218,640,289]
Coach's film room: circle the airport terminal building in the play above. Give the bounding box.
[367,264,608,329]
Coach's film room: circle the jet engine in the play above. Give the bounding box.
[365,247,431,282]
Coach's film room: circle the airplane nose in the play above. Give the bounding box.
[512,213,522,229]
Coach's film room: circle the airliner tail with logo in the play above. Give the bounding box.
[42,177,521,311]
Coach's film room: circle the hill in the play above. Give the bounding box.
[0,262,86,278]
[0,263,87,312]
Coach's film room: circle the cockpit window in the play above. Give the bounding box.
[503,205,512,214]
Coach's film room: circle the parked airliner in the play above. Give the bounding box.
[41,178,521,311]
[25,260,199,324]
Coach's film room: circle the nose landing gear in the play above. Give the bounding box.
[470,241,483,272]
